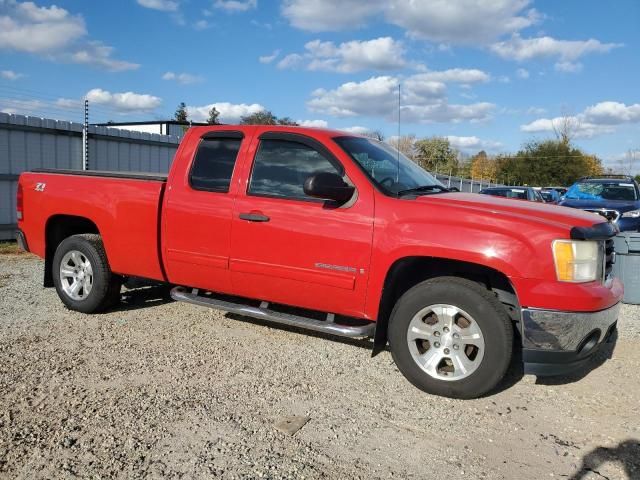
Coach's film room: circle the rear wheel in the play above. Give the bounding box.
[388,277,513,399]
[52,234,121,313]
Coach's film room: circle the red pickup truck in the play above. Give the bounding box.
[16,125,622,398]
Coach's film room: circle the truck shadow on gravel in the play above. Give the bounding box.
[569,439,640,480]
[108,284,175,313]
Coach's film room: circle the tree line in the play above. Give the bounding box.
[174,102,299,126]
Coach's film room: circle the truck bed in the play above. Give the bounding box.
[19,169,167,282]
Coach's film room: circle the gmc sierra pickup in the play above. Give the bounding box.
[16,125,622,398]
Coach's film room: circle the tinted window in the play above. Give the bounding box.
[248,139,342,200]
[190,138,242,192]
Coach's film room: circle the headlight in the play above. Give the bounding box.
[622,209,640,218]
[552,240,600,282]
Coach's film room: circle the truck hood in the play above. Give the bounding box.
[415,192,604,231]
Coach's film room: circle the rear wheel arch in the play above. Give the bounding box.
[373,256,520,354]
[44,215,100,287]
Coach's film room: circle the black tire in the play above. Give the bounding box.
[52,234,121,313]
[388,276,513,399]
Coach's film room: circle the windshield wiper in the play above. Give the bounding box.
[396,185,450,197]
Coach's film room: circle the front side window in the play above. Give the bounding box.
[190,137,242,192]
[248,139,342,201]
[333,136,446,197]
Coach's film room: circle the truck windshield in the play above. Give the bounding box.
[565,182,638,201]
[333,136,446,196]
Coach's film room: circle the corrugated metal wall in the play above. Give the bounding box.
[0,113,180,240]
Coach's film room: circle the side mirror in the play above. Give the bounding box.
[304,172,355,204]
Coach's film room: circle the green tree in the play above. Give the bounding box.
[206,106,220,125]
[414,136,459,174]
[276,116,299,126]
[240,110,279,125]
[495,140,603,186]
[174,102,188,122]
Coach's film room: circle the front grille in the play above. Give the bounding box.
[583,208,620,223]
[604,238,615,280]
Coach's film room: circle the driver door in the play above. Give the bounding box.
[229,131,374,318]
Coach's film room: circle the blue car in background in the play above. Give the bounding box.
[559,175,640,231]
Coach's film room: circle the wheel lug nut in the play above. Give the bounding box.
[434,331,440,337]
[444,348,450,354]
[443,327,449,333]
[453,344,459,350]
[434,342,440,348]
[453,333,460,339]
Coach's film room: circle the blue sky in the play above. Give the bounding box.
[0,0,639,166]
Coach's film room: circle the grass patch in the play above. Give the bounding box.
[0,241,25,255]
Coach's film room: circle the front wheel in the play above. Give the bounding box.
[388,277,513,399]
[52,234,121,313]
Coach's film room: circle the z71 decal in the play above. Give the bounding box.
[34,182,46,192]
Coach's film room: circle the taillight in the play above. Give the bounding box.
[16,182,23,221]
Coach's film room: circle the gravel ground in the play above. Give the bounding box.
[1,254,639,479]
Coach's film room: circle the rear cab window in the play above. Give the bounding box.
[189,133,243,192]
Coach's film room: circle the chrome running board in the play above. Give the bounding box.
[170,286,375,338]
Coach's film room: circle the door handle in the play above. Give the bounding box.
[239,212,270,222]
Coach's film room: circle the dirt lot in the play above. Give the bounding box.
[1,254,639,479]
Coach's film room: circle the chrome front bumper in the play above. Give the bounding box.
[521,304,620,376]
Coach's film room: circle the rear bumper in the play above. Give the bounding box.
[521,303,620,376]
[15,229,29,252]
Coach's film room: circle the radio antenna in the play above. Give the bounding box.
[396,82,401,183]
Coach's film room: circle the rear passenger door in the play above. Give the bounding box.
[163,129,253,294]
[229,132,374,318]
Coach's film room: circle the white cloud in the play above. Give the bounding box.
[136,0,179,12]
[259,50,280,64]
[307,74,495,124]
[407,68,490,85]
[193,19,209,30]
[187,102,265,123]
[490,34,621,64]
[385,0,539,44]
[298,119,328,128]
[516,68,529,79]
[342,126,371,134]
[526,106,546,115]
[521,101,640,139]
[85,88,161,112]
[70,41,139,72]
[282,0,538,44]
[278,37,406,73]
[0,0,86,53]
[554,61,582,73]
[308,76,400,117]
[277,53,304,70]
[0,69,23,80]
[446,135,503,152]
[162,71,204,84]
[0,0,137,71]
[282,0,382,32]
[214,0,257,12]
[583,101,640,125]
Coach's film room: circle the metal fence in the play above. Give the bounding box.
[0,113,180,240]
[434,173,503,193]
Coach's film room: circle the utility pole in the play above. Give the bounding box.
[82,99,89,171]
